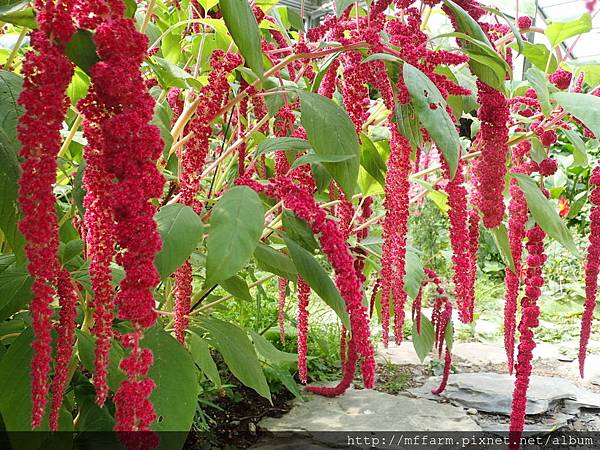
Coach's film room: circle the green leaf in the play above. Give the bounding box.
[154,204,204,279]
[196,317,271,400]
[361,53,403,64]
[481,6,524,53]
[255,137,311,158]
[151,98,174,157]
[205,186,264,285]
[219,0,264,77]
[512,42,558,73]
[335,0,354,17]
[412,315,435,363]
[0,328,73,437]
[404,250,425,300]
[445,320,454,352]
[489,223,515,272]
[250,330,297,364]
[526,67,552,116]
[553,92,600,139]
[0,0,30,15]
[74,381,116,432]
[394,102,423,150]
[220,275,252,301]
[0,266,31,322]
[187,332,221,387]
[562,128,588,166]
[289,152,356,170]
[545,13,592,48]
[65,30,99,75]
[281,210,319,253]
[0,7,35,28]
[149,56,195,88]
[0,70,25,264]
[254,242,297,280]
[283,235,350,329]
[403,63,460,178]
[299,91,361,196]
[143,326,200,433]
[512,173,578,255]
[359,134,387,188]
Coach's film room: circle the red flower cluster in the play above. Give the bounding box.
[473,81,510,228]
[380,128,411,346]
[297,276,311,384]
[516,16,533,29]
[509,225,546,448]
[173,261,192,344]
[443,160,472,323]
[579,166,600,376]
[17,0,77,429]
[549,68,572,90]
[278,278,287,344]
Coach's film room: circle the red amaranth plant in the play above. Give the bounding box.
[83,1,165,432]
[579,166,600,377]
[380,127,411,346]
[509,225,546,448]
[297,276,311,384]
[173,261,192,344]
[17,0,76,428]
[278,277,287,344]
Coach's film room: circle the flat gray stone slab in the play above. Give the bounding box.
[259,388,480,433]
[410,373,600,416]
[376,341,425,365]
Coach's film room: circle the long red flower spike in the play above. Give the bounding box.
[579,166,600,377]
[467,209,480,320]
[237,176,375,396]
[380,128,411,347]
[443,159,471,323]
[297,276,311,384]
[277,277,287,344]
[173,261,192,344]
[17,0,77,428]
[509,225,546,449]
[79,0,165,433]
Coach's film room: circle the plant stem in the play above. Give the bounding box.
[141,0,157,34]
[58,114,83,158]
[4,28,27,70]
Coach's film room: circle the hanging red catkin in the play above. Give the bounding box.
[297,276,311,384]
[17,0,77,428]
[579,166,600,376]
[466,209,480,319]
[173,261,192,344]
[443,159,471,323]
[504,161,530,374]
[473,81,510,229]
[380,127,411,346]
[84,0,165,432]
[509,225,546,449]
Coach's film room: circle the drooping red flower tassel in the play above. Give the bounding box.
[297,276,311,384]
[474,81,509,229]
[49,269,79,430]
[509,225,546,448]
[443,160,471,323]
[84,1,165,432]
[173,261,192,344]
[432,347,452,395]
[466,209,480,319]
[579,166,600,377]
[380,128,411,346]
[17,0,76,428]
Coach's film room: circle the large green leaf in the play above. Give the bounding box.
[73,381,116,432]
[562,128,588,166]
[0,328,73,442]
[403,63,460,178]
[255,137,311,158]
[0,0,30,15]
[359,134,387,188]
[299,91,360,196]
[77,330,126,392]
[335,0,354,17]
[220,275,252,301]
[219,0,264,77]
[187,332,221,387]
[283,235,350,329]
[545,13,592,48]
[0,70,25,264]
[64,30,99,74]
[404,250,425,300]
[512,42,558,73]
[281,209,319,253]
[143,326,200,433]
[489,223,515,272]
[412,315,435,363]
[253,242,297,280]
[195,317,271,400]
[553,92,600,139]
[526,67,551,116]
[250,330,297,364]
[154,204,203,279]
[205,186,264,285]
[512,173,578,255]
[0,265,32,322]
